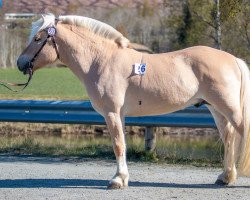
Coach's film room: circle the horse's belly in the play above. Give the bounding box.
[124,89,198,116]
[125,104,185,116]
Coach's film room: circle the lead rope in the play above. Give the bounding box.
[0,68,33,92]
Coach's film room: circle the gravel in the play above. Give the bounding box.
[0,156,249,200]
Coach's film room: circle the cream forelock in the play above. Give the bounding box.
[29,14,56,43]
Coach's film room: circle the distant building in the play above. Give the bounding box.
[2,13,36,29]
[4,13,36,20]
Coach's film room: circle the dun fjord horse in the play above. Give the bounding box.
[17,14,250,189]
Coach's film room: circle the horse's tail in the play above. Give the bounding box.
[236,58,250,176]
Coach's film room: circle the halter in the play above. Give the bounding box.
[0,26,60,92]
[30,26,60,67]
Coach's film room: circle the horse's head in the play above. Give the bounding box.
[17,14,59,74]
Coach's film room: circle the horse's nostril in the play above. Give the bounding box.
[17,55,31,72]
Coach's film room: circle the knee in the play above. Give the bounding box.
[114,142,125,156]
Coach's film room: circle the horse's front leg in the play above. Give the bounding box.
[105,112,129,189]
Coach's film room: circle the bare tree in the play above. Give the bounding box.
[0,27,8,68]
[214,0,222,49]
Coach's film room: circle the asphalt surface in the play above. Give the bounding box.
[0,156,249,200]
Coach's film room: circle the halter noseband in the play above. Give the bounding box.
[30,26,60,68]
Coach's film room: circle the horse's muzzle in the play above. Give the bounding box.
[17,55,33,74]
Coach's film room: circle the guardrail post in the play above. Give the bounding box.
[144,126,156,152]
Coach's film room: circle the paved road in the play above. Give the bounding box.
[0,156,249,200]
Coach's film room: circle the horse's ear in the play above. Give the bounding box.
[115,37,130,48]
[41,14,46,21]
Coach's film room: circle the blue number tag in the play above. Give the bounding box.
[134,63,147,75]
[47,27,56,36]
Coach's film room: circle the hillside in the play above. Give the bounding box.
[3,0,168,14]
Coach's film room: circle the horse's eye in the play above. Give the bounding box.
[34,36,41,42]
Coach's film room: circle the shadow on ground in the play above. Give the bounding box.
[0,179,249,189]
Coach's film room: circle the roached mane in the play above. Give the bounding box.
[29,13,130,48]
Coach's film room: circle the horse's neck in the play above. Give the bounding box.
[56,24,117,77]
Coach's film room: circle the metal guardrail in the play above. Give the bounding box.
[0,100,216,128]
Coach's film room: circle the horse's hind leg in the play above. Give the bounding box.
[104,111,129,189]
[208,106,239,185]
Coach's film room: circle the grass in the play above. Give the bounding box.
[0,68,88,100]
[0,133,223,167]
[0,134,115,159]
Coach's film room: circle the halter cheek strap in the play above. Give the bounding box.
[51,36,60,60]
[47,26,59,59]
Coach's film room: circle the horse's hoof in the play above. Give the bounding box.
[107,181,123,189]
[215,179,228,186]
